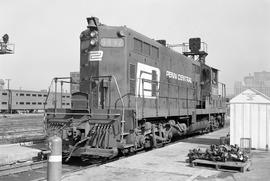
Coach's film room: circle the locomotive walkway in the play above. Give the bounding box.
[61,126,270,181]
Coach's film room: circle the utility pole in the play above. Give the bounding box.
[5,79,12,113]
[5,79,11,90]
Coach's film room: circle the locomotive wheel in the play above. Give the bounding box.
[121,148,130,156]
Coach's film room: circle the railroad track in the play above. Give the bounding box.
[0,140,179,178]
[0,160,47,177]
[0,115,45,144]
[0,154,122,181]
[0,132,45,144]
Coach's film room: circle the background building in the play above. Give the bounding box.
[0,79,4,90]
[70,72,80,94]
[0,89,71,113]
[234,81,244,96]
[234,71,270,97]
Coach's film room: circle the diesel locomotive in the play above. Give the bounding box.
[45,17,226,160]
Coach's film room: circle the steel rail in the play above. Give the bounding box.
[0,160,47,177]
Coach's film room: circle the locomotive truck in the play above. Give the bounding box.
[45,17,226,161]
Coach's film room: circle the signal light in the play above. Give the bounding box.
[189,38,201,53]
[2,34,9,44]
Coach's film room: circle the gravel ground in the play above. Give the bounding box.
[0,114,45,144]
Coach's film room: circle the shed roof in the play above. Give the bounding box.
[230,88,270,104]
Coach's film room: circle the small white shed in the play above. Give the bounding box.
[230,89,270,150]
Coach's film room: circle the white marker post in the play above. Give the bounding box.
[47,135,62,181]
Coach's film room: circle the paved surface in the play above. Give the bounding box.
[0,144,40,165]
[61,127,270,181]
[209,150,270,181]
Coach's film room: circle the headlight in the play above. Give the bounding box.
[90,39,97,46]
[90,31,97,38]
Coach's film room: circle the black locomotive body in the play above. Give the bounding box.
[46,17,226,159]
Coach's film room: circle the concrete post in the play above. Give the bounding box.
[47,135,62,181]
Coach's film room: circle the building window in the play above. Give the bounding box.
[20,102,24,105]
[62,103,65,105]
[43,94,47,97]
[62,96,65,98]
[66,103,70,105]
[38,94,42,97]
[32,102,36,105]
[26,94,31,96]
[20,93,24,96]
[32,94,36,97]
[26,102,30,105]
[66,96,70,98]
[2,93,7,96]
[1,102,7,105]
[16,93,18,96]
[38,102,42,105]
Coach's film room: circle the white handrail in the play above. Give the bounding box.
[111,75,125,142]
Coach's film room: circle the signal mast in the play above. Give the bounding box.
[1,34,14,113]
[0,34,15,54]
[168,38,208,63]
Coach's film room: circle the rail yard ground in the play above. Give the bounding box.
[0,113,45,167]
[0,115,270,181]
[61,126,270,181]
[0,113,45,144]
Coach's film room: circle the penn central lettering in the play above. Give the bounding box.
[166,70,192,83]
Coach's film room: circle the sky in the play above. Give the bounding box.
[0,0,269,94]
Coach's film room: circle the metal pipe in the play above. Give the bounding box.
[53,77,71,79]
[54,78,57,113]
[60,81,63,108]
[151,124,157,148]
[46,112,120,116]
[111,75,125,142]
[142,79,145,118]
[108,77,111,112]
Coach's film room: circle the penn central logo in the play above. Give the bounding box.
[166,70,192,83]
[136,63,160,99]
[89,51,103,61]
